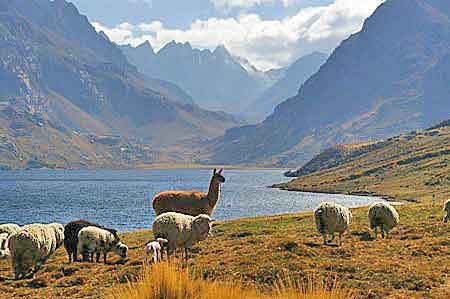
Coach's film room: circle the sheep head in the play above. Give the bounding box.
[193,214,212,241]
[50,223,65,247]
[114,242,128,259]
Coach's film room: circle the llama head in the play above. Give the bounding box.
[212,169,226,184]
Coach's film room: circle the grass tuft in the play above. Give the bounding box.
[107,262,355,299]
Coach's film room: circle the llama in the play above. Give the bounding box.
[152,169,225,217]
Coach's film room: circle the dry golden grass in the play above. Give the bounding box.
[107,262,355,299]
[1,201,450,299]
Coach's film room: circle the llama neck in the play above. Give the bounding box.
[207,178,221,208]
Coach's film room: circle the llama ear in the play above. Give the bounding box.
[213,168,217,175]
[218,169,223,175]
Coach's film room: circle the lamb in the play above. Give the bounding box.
[314,202,352,246]
[152,212,212,262]
[0,233,10,259]
[145,238,168,263]
[8,223,64,279]
[443,199,450,223]
[64,220,111,263]
[368,202,400,239]
[0,223,21,235]
[77,226,128,264]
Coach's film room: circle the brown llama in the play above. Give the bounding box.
[152,169,225,216]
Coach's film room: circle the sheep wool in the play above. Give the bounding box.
[0,224,21,236]
[0,233,10,259]
[152,212,212,260]
[368,202,400,238]
[443,199,450,223]
[314,202,352,246]
[8,223,64,279]
[77,226,128,263]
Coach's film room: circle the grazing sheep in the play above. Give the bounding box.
[443,199,450,223]
[0,224,21,260]
[314,202,352,246]
[77,226,128,264]
[0,233,10,259]
[145,238,168,263]
[153,169,225,216]
[8,223,64,279]
[152,212,212,262]
[64,220,109,263]
[368,202,400,239]
[0,224,21,235]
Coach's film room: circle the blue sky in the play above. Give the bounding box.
[70,0,384,70]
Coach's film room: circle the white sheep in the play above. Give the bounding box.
[77,226,128,264]
[0,224,21,235]
[152,212,212,262]
[145,238,168,263]
[0,233,10,259]
[368,202,400,239]
[314,202,352,246]
[8,223,64,279]
[0,224,21,260]
[443,199,450,223]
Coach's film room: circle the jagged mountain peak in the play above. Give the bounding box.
[136,40,154,54]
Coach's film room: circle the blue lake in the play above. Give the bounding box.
[0,169,383,231]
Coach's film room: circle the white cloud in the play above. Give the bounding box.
[210,0,274,9]
[209,0,300,9]
[93,0,384,70]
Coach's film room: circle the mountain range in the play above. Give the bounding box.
[0,0,242,169]
[211,0,450,166]
[120,41,280,115]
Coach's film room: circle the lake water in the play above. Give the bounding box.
[0,169,384,231]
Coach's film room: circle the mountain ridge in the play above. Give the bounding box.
[211,0,450,166]
[0,0,242,169]
[120,41,280,114]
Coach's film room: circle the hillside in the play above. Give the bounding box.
[120,42,278,114]
[212,0,450,166]
[276,119,450,201]
[1,202,450,299]
[246,52,328,121]
[0,0,242,168]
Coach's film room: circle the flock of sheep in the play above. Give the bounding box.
[1,169,450,280]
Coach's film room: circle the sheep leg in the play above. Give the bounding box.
[329,233,335,244]
[103,252,108,264]
[338,233,343,246]
[184,248,189,262]
[322,234,328,245]
[381,226,386,239]
[373,227,378,240]
[153,248,158,264]
[73,246,79,262]
[95,252,101,263]
[90,253,94,263]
